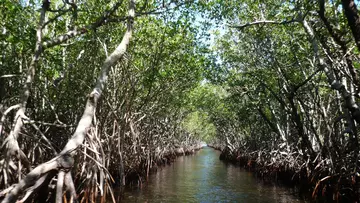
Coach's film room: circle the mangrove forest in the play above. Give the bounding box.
[1,0,360,202]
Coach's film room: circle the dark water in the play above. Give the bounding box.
[121,147,306,203]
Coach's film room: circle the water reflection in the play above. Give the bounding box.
[120,147,306,203]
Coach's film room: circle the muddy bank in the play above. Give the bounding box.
[217,146,360,202]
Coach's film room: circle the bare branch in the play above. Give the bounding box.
[28,122,58,155]
[230,19,301,30]
[42,9,71,28]
[292,68,323,93]
[24,119,75,128]
[60,0,135,155]
[0,75,20,79]
[17,173,49,203]
[0,104,21,137]
[2,159,58,203]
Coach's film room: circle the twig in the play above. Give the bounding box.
[23,119,75,128]
[29,122,58,155]
[230,11,308,30]
[42,9,71,28]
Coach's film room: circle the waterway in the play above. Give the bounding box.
[120,147,306,203]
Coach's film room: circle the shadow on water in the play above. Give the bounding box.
[118,147,307,203]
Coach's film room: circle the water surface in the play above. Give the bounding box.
[121,147,306,203]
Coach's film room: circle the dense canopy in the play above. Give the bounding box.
[1,0,360,202]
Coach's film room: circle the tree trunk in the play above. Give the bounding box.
[342,0,360,52]
[2,0,135,202]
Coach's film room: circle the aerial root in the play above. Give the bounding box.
[56,171,65,203]
[64,172,77,202]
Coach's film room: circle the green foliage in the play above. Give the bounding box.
[182,111,216,141]
[3,0,360,200]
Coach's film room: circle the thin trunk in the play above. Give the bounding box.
[298,99,322,150]
[303,19,360,124]
[319,0,360,88]
[257,108,283,140]
[3,0,48,171]
[342,0,360,52]
[288,96,315,159]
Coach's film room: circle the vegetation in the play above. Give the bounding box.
[207,0,360,202]
[2,0,360,202]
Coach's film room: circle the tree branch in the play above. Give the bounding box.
[230,18,301,30]
[42,0,125,49]
[2,0,47,172]
[319,0,360,89]
[292,67,323,93]
[0,105,21,137]
[1,0,136,201]
[342,0,360,51]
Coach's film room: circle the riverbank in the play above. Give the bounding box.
[120,145,203,187]
[120,147,306,203]
[209,145,360,202]
[104,145,204,202]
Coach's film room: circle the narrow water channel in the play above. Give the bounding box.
[120,147,306,203]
